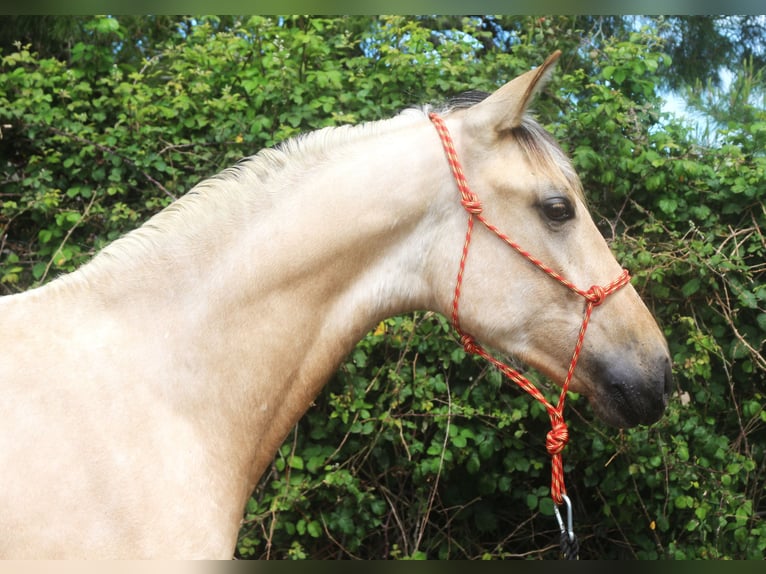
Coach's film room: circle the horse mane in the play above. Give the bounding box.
[58,93,582,289]
[65,109,428,287]
[201,106,432,193]
[205,89,579,200]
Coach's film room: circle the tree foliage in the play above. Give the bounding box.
[1,15,764,559]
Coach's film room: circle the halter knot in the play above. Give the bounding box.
[585,285,606,306]
[546,419,569,456]
[459,334,480,355]
[460,196,483,215]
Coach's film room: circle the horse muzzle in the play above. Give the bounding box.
[587,352,673,428]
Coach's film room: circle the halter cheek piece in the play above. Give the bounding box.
[429,113,630,554]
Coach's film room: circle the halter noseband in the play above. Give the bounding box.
[429,112,631,512]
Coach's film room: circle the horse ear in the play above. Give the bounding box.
[464,50,561,135]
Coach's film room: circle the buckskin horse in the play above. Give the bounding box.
[0,52,671,558]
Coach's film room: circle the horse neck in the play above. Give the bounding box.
[56,113,460,489]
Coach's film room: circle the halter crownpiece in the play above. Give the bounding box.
[428,112,631,511]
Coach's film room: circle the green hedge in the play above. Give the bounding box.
[1,16,763,559]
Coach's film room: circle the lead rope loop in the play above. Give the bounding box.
[429,112,633,559]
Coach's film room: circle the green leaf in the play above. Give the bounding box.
[539,497,554,516]
[38,229,53,244]
[307,520,322,538]
[94,16,120,34]
[737,290,758,309]
[681,278,701,297]
[466,452,480,474]
[658,198,677,214]
[32,262,47,280]
[451,434,467,448]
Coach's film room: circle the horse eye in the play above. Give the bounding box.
[542,197,574,222]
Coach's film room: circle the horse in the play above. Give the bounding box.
[0,52,671,558]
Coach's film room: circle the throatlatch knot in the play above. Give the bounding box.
[585,285,606,306]
[546,420,569,456]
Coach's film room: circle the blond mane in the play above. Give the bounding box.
[63,108,429,287]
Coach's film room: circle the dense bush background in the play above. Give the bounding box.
[1,15,764,559]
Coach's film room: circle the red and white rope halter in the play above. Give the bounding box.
[429,112,631,507]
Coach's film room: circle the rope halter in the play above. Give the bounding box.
[428,112,631,508]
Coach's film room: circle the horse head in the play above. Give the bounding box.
[433,52,672,428]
